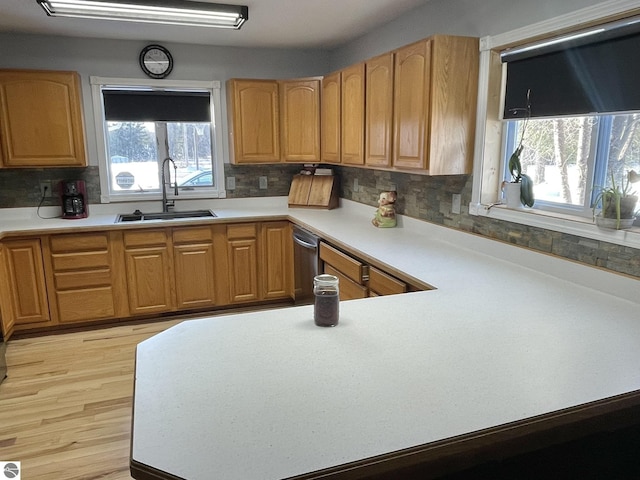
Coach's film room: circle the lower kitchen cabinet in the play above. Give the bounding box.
[0,238,51,338]
[0,221,295,337]
[173,226,218,310]
[368,266,408,296]
[227,223,260,303]
[45,231,129,323]
[261,221,293,300]
[227,221,294,304]
[320,240,428,300]
[124,229,175,316]
[320,242,368,300]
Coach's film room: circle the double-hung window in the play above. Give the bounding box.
[472,4,640,248]
[90,77,226,203]
[500,19,640,222]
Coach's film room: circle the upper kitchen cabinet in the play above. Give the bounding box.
[393,35,479,174]
[365,53,394,168]
[227,79,281,164]
[227,78,321,164]
[341,63,365,166]
[280,79,321,163]
[321,71,341,163]
[0,69,87,168]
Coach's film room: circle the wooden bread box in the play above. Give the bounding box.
[288,174,339,209]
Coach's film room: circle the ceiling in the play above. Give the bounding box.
[0,0,431,49]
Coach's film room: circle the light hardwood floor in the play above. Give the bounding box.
[0,319,183,480]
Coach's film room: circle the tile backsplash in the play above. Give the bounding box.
[333,166,640,279]
[1,164,638,278]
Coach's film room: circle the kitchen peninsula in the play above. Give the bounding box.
[1,198,639,479]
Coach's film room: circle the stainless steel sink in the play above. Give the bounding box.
[115,209,217,223]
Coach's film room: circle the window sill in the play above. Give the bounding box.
[469,202,640,249]
[100,189,226,204]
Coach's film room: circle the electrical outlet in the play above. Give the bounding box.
[259,176,268,189]
[353,178,359,192]
[452,193,462,214]
[40,181,52,198]
[226,176,236,190]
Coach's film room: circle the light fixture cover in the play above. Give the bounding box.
[37,0,249,29]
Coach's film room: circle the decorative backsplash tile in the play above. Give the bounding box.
[333,165,640,279]
[0,164,638,278]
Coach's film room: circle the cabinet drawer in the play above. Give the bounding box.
[324,265,367,300]
[227,224,256,240]
[50,233,108,252]
[173,227,212,244]
[56,287,116,323]
[54,269,112,290]
[51,250,110,271]
[124,229,167,248]
[368,266,407,296]
[320,242,366,284]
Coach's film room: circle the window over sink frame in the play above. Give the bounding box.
[90,76,226,203]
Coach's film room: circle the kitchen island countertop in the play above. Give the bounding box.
[125,198,639,479]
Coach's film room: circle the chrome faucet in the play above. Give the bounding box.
[161,157,178,212]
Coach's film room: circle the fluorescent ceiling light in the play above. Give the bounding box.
[37,0,249,29]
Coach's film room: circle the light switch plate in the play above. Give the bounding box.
[353,178,359,192]
[259,176,268,189]
[226,176,236,190]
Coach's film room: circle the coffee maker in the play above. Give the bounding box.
[60,180,88,219]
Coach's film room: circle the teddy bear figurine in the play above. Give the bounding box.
[372,191,397,228]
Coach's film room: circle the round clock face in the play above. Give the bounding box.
[140,44,173,79]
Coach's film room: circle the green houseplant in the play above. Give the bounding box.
[593,171,639,229]
[505,90,535,208]
[507,142,535,208]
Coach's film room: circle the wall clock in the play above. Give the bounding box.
[139,44,173,79]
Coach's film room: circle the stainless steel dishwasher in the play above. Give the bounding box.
[292,225,320,304]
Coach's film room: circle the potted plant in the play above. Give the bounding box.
[593,171,639,229]
[504,91,535,208]
[507,143,535,208]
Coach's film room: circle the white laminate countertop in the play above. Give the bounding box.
[126,198,637,480]
[2,197,639,479]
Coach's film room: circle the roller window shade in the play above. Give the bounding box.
[502,23,640,119]
[103,90,211,122]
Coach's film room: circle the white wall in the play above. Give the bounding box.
[0,33,330,166]
[329,0,608,69]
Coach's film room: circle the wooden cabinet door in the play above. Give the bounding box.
[124,230,174,315]
[261,222,293,300]
[341,63,365,165]
[427,35,478,175]
[227,224,259,303]
[365,53,394,168]
[0,239,50,333]
[280,79,320,162]
[393,39,431,170]
[227,79,280,164]
[0,70,86,167]
[173,227,216,310]
[321,71,341,163]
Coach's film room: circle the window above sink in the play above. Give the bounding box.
[90,77,226,204]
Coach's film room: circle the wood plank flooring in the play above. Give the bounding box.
[0,319,182,480]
